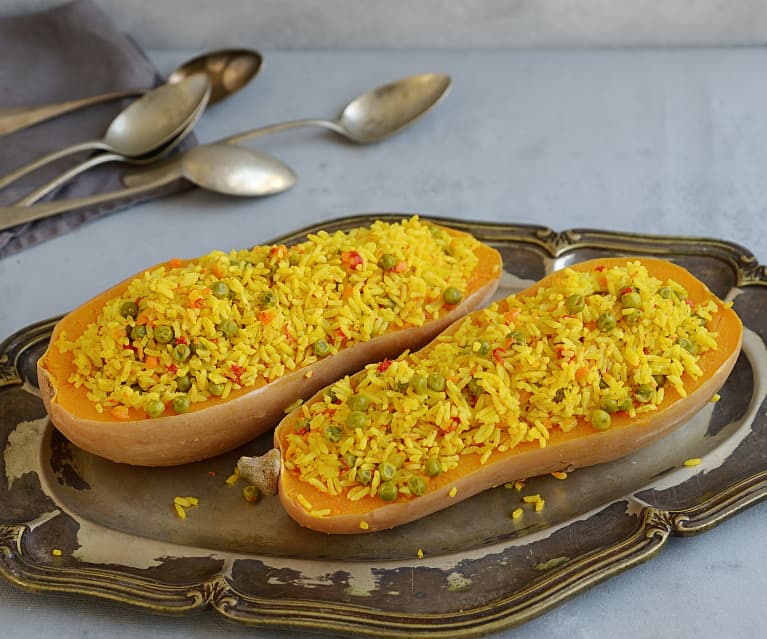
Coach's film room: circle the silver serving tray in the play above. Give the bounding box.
[1,214,765,637]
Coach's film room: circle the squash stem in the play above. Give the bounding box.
[237,448,281,496]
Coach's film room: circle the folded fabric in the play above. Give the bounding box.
[0,0,195,259]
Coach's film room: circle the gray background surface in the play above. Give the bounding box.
[1,3,767,637]
[1,0,767,48]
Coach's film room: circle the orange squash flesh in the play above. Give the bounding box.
[37,224,502,466]
[269,257,743,534]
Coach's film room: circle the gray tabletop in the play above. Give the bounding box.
[1,48,766,638]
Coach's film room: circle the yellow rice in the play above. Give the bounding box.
[284,260,720,505]
[54,217,480,418]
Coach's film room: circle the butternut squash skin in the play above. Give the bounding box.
[37,225,502,466]
[264,257,743,534]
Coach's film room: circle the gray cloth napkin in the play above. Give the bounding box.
[0,0,195,258]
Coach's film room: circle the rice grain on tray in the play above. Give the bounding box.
[283,261,722,507]
[53,217,481,419]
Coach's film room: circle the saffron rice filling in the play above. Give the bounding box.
[284,260,720,505]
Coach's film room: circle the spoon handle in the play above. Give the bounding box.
[15,153,126,206]
[122,118,342,190]
[0,173,177,233]
[0,140,105,191]
[0,89,144,136]
[222,118,345,144]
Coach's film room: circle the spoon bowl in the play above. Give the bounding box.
[103,74,210,157]
[168,48,263,105]
[338,73,452,143]
[181,143,296,196]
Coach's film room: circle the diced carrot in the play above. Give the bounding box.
[110,406,131,421]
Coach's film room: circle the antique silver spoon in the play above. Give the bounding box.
[0,143,296,232]
[0,74,211,191]
[0,48,262,136]
[124,72,452,189]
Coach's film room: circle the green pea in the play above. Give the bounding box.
[145,399,165,418]
[625,309,643,324]
[378,481,398,501]
[357,467,373,485]
[172,395,190,413]
[379,461,396,482]
[294,417,311,432]
[130,325,147,341]
[474,340,491,356]
[395,380,410,393]
[590,408,612,431]
[677,337,698,355]
[635,384,654,403]
[601,398,618,413]
[348,394,369,412]
[176,375,192,392]
[443,287,463,305]
[314,339,330,357]
[172,343,191,362]
[618,397,633,412]
[324,425,342,442]
[120,300,138,318]
[208,382,225,397]
[425,458,442,477]
[407,475,426,496]
[211,281,230,298]
[343,453,357,469]
[596,312,617,332]
[154,325,174,344]
[658,287,673,299]
[346,411,368,430]
[219,319,238,338]
[653,374,667,388]
[508,330,528,345]
[467,378,482,397]
[427,373,446,392]
[379,253,397,271]
[621,291,642,309]
[565,294,585,313]
[410,375,428,394]
[260,290,276,306]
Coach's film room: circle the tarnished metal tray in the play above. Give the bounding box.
[1,215,766,637]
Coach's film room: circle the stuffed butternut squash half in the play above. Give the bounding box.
[238,257,742,534]
[37,217,502,466]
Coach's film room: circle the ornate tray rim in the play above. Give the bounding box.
[1,213,766,638]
